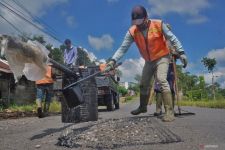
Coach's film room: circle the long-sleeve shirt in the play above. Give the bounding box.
[112,21,184,62]
[64,47,77,66]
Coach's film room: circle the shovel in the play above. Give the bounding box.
[62,62,122,108]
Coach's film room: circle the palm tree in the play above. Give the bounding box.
[201,57,217,100]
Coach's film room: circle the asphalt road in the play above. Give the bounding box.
[0,98,225,150]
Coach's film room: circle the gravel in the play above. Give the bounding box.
[57,116,182,149]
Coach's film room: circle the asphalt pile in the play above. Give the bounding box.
[57,117,182,149]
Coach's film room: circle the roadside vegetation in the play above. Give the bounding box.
[178,99,225,109]
[0,100,61,113]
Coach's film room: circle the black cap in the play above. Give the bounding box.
[64,39,71,45]
[131,5,147,25]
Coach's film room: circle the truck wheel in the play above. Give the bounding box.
[107,94,114,111]
[115,95,120,109]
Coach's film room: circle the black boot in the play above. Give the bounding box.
[154,111,162,116]
[37,107,43,118]
[131,94,148,115]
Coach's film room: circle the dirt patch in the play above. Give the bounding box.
[57,116,182,149]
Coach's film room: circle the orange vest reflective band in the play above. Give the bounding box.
[36,66,54,84]
[129,19,170,61]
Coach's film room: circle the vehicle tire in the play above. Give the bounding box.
[61,67,98,123]
[115,94,120,109]
[107,94,114,111]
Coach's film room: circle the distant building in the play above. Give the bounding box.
[119,81,137,89]
[0,59,36,106]
[0,59,13,106]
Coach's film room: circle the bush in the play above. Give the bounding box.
[49,100,61,112]
[125,96,133,101]
[118,86,128,96]
[178,99,225,109]
[7,104,35,112]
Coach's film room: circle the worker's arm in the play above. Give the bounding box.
[162,22,187,68]
[112,31,134,62]
[162,22,185,54]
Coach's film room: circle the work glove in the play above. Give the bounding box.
[179,54,188,68]
[104,59,116,73]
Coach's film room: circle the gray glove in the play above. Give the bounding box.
[180,54,188,68]
[104,59,116,72]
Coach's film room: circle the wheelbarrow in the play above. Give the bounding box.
[50,59,121,108]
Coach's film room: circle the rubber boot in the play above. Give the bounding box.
[131,94,148,115]
[154,92,163,116]
[36,100,43,118]
[162,92,175,122]
[43,102,50,117]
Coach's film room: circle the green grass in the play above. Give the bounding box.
[0,100,61,113]
[49,100,61,112]
[178,99,225,109]
[120,95,138,103]
[7,104,35,112]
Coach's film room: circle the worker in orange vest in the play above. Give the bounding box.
[106,5,187,122]
[35,65,55,118]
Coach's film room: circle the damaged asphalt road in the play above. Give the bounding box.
[1,98,225,150]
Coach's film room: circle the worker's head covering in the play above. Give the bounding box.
[64,39,71,45]
[131,5,148,25]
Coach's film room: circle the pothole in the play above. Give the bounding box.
[57,116,182,149]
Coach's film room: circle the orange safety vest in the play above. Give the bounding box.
[36,66,54,85]
[129,19,170,61]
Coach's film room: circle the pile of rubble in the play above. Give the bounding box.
[58,116,182,149]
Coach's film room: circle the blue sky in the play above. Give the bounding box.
[0,0,225,87]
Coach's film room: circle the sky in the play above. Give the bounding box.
[0,0,225,88]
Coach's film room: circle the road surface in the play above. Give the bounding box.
[0,98,225,150]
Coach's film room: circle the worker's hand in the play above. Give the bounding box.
[104,59,116,73]
[180,54,188,68]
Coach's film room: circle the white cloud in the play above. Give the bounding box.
[207,48,225,66]
[202,70,225,88]
[0,0,68,47]
[199,48,225,88]
[13,0,68,17]
[88,34,114,51]
[118,57,145,82]
[99,59,106,63]
[187,15,208,24]
[147,0,210,24]
[87,52,97,62]
[66,16,76,28]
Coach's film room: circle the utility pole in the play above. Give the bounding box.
[212,74,219,100]
[212,73,215,100]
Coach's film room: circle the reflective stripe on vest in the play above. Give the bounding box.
[129,19,170,61]
[36,66,54,84]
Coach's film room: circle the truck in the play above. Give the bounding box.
[95,71,120,111]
